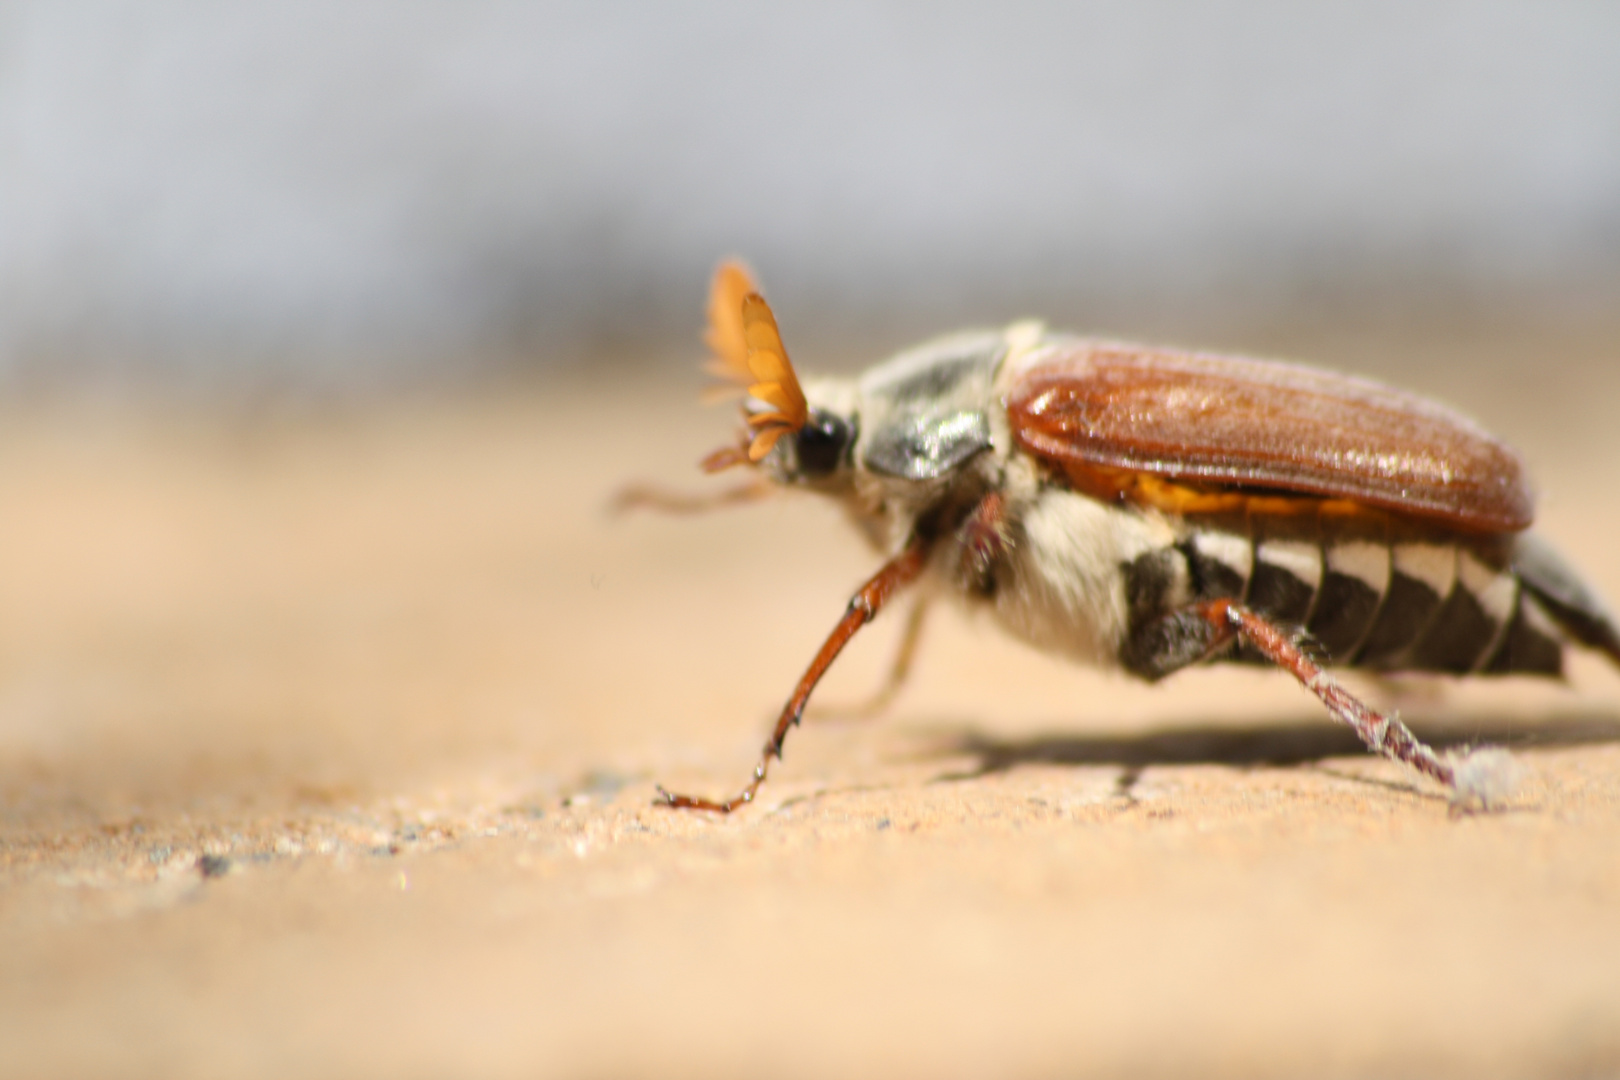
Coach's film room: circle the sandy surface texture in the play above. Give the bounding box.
[3,327,1620,1078]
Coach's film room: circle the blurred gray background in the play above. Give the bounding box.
[2,2,1619,389]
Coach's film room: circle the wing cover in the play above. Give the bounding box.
[1007,342,1532,533]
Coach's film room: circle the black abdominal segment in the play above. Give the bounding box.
[1122,524,1584,681]
[1307,547,1385,660]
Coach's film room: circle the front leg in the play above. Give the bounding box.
[814,595,931,722]
[609,477,772,516]
[657,535,933,813]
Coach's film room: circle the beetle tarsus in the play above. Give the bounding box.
[654,780,759,814]
[1197,598,1517,800]
[656,537,931,814]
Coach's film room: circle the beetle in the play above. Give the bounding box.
[650,261,1620,813]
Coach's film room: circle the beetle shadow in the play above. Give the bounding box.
[918,708,1620,797]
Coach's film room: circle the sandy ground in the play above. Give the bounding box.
[3,322,1620,1079]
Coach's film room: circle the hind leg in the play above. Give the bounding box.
[1127,598,1522,806]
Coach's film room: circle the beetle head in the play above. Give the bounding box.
[769,381,860,487]
[700,261,858,487]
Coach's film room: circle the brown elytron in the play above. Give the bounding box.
[1009,343,1533,534]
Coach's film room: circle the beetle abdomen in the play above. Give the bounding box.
[1129,523,1574,679]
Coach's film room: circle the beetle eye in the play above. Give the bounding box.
[795,410,851,477]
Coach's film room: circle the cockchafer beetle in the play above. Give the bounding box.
[642,261,1620,813]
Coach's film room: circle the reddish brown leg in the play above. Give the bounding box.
[1198,599,1455,789]
[824,487,1007,720]
[815,595,931,722]
[609,478,772,516]
[958,490,1010,587]
[657,536,933,813]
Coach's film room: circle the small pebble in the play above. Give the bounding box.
[197,854,233,879]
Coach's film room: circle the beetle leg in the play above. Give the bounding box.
[815,595,931,722]
[1197,598,1470,794]
[609,477,772,516]
[657,536,933,813]
[958,490,1011,594]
